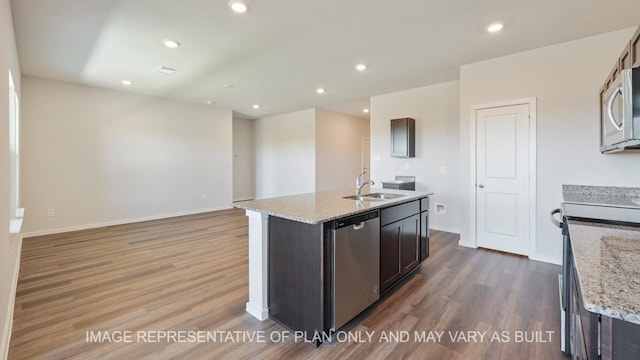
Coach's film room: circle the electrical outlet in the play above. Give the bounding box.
[440,166,446,175]
[46,208,55,217]
[201,194,207,200]
[404,163,410,170]
[435,203,446,215]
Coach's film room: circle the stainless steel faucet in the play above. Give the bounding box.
[356,170,375,195]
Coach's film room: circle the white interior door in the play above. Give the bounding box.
[476,104,530,256]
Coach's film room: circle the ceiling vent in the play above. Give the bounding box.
[153,66,177,75]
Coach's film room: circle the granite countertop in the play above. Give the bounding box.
[563,184,640,208]
[233,189,432,224]
[568,220,640,325]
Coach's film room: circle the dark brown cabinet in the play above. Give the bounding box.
[268,197,430,344]
[380,200,421,293]
[400,215,420,273]
[420,197,430,261]
[601,26,640,93]
[390,118,415,158]
[631,26,640,68]
[380,220,402,291]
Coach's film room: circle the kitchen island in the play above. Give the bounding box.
[233,188,432,343]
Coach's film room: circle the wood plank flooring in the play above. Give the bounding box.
[9,209,568,359]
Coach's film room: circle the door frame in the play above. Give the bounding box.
[468,98,537,257]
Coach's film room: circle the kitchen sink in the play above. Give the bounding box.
[342,193,407,201]
[363,192,406,200]
[342,194,381,201]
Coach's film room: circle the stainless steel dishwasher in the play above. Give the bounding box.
[331,210,380,331]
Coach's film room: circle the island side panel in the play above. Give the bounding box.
[245,210,270,320]
[268,216,328,343]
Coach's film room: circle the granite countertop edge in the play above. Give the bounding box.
[568,220,640,325]
[233,189,433,224]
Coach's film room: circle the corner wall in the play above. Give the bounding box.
[459,27,640,264]
[315,110,370,192]
[233,117,255,201]
[254,109,316,198]
[370,81,460,233]
[20,77,234,236]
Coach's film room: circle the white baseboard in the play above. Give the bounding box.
[2,234,23,360]
[429,225,460,234]
[22,206,233,238]
[458,241,477,249]
[529,254,562,265]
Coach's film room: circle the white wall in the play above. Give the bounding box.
[460,27,640,264]
[21,77,234,236]
[1,0,21,356]
[254,109,316,198]
[315,110,370,192]
[370,81,460,233]
[233,117,255,201]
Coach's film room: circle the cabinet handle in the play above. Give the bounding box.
[606,86,624,131]
[478,184,485,188]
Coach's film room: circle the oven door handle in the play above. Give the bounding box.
[550,208,563,228]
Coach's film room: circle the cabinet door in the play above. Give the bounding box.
[632,26,640,68]
[620,42,632,71]
[380,222,402,292]
[420,210,429,261]
[400,214,420,275]
[390,118,415,158]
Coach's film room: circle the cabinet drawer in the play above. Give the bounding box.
[420,197,429,212]
[380,200,420,226]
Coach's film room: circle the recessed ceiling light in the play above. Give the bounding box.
[362,108,369,113]
[487,22,504,33]
[163,39,180,48]
[252,104,260,109]
[355,64,367,72]
[121,80,133,86]
[224,83,235,88]
[206,100,216,105]
[316,88,326,94]
[229,0,248,13]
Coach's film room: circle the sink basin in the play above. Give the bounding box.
[342,194,382,201]
[363,192,407,200]
[342,193,407,201]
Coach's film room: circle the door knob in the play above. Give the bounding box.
[478,184,485,188]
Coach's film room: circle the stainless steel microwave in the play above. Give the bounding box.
[601,67,640,153]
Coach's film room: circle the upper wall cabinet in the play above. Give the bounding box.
[632,26,640,68]
[390,118,415,158]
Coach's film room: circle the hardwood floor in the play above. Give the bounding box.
[9,209,568,359]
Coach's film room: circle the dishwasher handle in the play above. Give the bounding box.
[334,211,379,229]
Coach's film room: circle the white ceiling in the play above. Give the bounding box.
[10,0,640,120]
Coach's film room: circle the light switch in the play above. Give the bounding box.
[440,166,446,175]
[404,163,410,170]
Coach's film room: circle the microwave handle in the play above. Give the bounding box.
[606,86,623,131]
